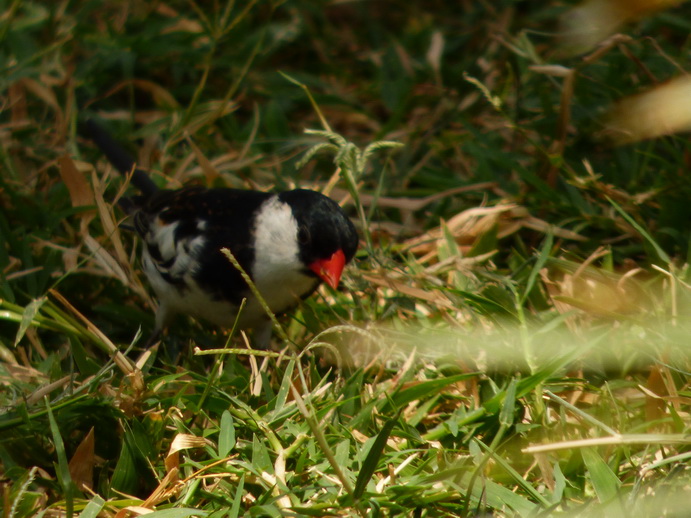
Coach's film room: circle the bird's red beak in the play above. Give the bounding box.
[309,249,346,289]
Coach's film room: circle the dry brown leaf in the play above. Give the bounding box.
[130,79,180,110]
[26,375,72,405]
[68,427,95,492]
[405,203,586,260]
[21,77,60,111]
[362,274,454,309]
[168,433,210,458]
[83,234,130,284]
[9,82,28,123]
[58,155,95,208]
[534,453,556,491]
[157,433,211,493]
[89,79,179,112]
[404,204,514,255]
[330,182,498,211]
[91,171,131,268]
[141,467,181,509]
[642,367,669,432]
[522,217,587,241]
[0,362,46,381]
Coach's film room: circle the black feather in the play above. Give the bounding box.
[83,119,159,198]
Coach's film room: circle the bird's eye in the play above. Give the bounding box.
[298,226,311,245]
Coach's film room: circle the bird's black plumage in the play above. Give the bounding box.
[135,186,272,304]
[84,119,158,198]
[83,119,358,347]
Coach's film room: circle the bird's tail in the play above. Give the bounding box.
[83,118,159,198]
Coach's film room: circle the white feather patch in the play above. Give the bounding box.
[151,218,179,262]
[251,195,318,313]
[139,195,318,333]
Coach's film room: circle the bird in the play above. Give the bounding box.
[83,119,359,348]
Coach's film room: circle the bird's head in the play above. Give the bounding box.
[280,189,359,289]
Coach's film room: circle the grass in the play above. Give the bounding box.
[1,0,691,516]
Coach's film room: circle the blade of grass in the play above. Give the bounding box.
[78,495,105,518]
[607,195,671,264]
[353,417,398,501]
[289,383,356,501]
[218,410,235,458]
[46,397,75,518]
[582,447,622,504]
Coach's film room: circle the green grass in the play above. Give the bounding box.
[2,1,691,516]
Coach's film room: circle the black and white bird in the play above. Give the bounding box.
[84,119,358,347]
